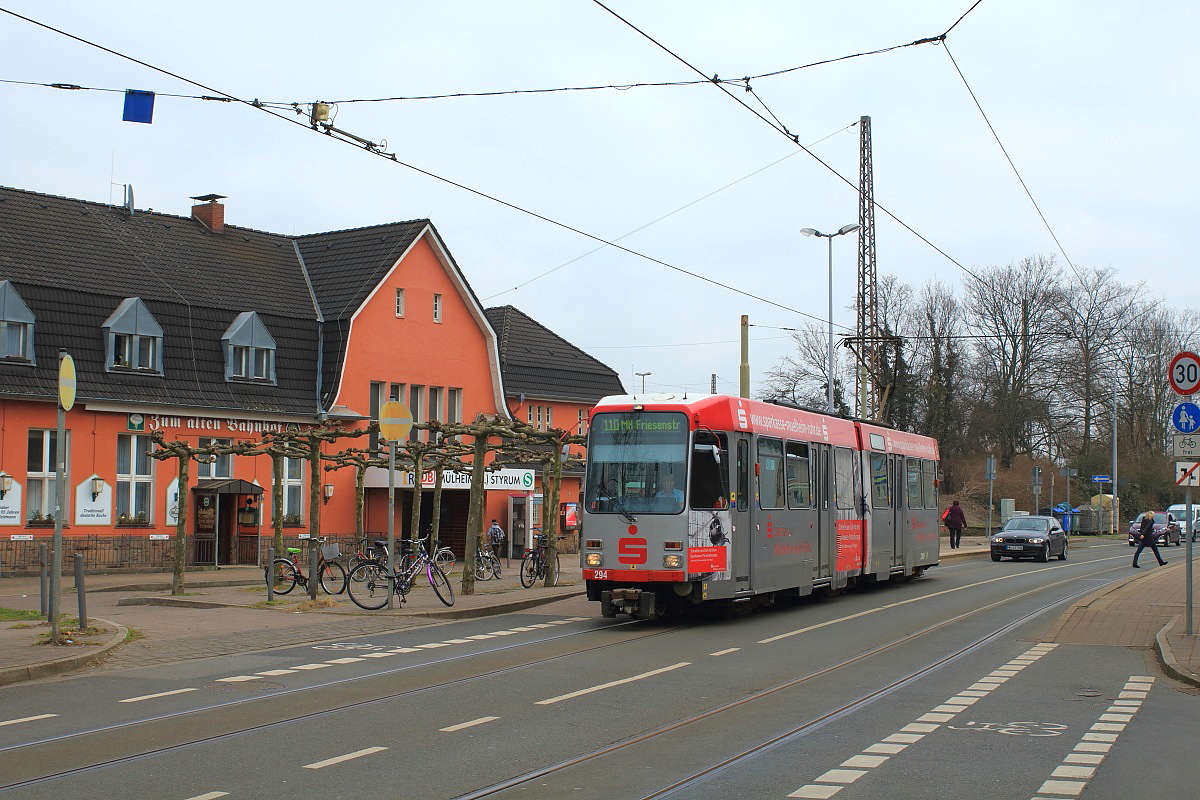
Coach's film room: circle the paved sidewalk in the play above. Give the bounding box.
[1,536,1197,688]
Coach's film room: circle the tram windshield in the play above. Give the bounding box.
[585,411,688,514]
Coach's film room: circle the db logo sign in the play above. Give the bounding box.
[617,536,648,565]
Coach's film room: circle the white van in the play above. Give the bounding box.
[1166,504,1200,541]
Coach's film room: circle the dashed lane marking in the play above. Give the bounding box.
[535,662,691,706]
[183,793,229,799]
[440,716,499,732]
[119,688,199,703]
[710,648,741,656]
[303,746,388,769]
[0,714,57,727]
[787,643,1060,799]
[1030,677,1152,799]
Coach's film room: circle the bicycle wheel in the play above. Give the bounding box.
[550,552,561,586]
[474,554,493,581]
[487,552,501,579]
[520,553,538,588]
[427,563,455,606]
[267,559,297,595]
[347,562,393,610]
[435,547,455,575]
[319,560,347,595]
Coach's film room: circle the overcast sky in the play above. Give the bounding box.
[2,1,1196,399]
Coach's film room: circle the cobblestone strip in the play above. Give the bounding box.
[1029,675,1154,799]
[786,642,1059,799]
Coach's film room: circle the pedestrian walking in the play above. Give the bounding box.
[943,500,967,549]
[1132,510,1168,568]
[487,519,506,560]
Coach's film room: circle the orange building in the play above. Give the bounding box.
[0,186,623,571]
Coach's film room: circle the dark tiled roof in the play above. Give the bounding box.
[484,305,624,403]
[0,186,318,415]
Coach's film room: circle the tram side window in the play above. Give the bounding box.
[757,438,785,509]
[906,459,922,509]
[737,439,749,511]
[689,431,729,509]
[834,447,855,510]
[922,460,938,509]
[869,452,890,508]
[785,441,812,508]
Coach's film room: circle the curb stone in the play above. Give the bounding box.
[0,618,127,688]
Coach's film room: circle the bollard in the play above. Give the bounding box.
[39,542,49,618]
[266,546,275,602]
[308,541,319,601]
[74,553,87,630]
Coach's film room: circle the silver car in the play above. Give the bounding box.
[990,516,1068,562]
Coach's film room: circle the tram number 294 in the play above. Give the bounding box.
[592,570,609,580]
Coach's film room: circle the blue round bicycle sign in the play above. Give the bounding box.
[1172,402,1200,433]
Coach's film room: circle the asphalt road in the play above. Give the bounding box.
[0,540,1197,800]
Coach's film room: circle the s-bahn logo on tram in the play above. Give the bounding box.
[580,393,942,620]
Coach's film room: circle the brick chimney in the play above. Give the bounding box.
[190,194,227,233]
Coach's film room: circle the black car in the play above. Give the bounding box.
[1127,512,1182,547]
[990,516,1068,562]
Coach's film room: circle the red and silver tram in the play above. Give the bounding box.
[580,394,942,619]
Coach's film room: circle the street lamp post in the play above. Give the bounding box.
[635,371,651,393]
[800,224,859,413]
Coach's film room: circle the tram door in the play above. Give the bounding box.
[815,444,832,579]
[733,436,752,592]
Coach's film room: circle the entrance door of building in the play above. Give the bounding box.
[193,479,263,566]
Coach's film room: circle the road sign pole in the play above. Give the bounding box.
[387,441,396,610]
[1187,486,1193,636]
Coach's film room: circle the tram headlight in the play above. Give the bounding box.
[663,554,684,569]
[585,553,603,567]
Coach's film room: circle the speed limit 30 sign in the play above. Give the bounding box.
[1169,351,1200,395]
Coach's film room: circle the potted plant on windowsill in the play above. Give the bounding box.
[27,512,54,527]
[282,513,302,527]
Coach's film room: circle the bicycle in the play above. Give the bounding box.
[475,543,501,581]
[267,537,347,595]
[348,538,390,582]
[347,535,454,609]
[520,534,563,588]
[433,544,456,575]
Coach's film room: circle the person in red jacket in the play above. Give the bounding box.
[943,500,967,549]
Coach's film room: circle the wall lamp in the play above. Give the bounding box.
[0,474,12,501]
[323,483,335,503]
[91,476,105,501]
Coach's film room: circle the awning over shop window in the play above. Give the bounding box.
[193,479,264,495]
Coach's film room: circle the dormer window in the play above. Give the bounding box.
[103,298,163,374]
[222,311,276,384]
[0,280,36,363]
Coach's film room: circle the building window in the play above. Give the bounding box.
[428,386,443,424]
[408,384,425,441]
[0,280,36,363]
[395,288,405,317]
[433,293,442,323]
[447,389,463,424]
[221,311,276,383]
[545,406,552,430]
[283,457,304,523]
[26,429,67,521]
[577,410,587,436]
[117,433,153,523]
[103,298,163,374]
[197,437,232,479]
[389,383,404,402]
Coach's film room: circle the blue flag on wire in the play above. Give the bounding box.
[122,90,155,124]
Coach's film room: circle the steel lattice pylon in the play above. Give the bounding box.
[854,115,881,420]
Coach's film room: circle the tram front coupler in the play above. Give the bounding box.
[600,588,658,619]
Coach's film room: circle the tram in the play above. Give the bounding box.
[580,393,942,619]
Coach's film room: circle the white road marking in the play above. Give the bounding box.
[466,635,496,640]
[256,669,298,676]
[1036,779,1085,795]
[184,793,229,800]
[536,662,690,705]
[0,714,57,727]
[415,642,450,649]
[788,786,842,799]
[119,688,199,703]
[291,663,332,670]
[442,638,473,643]
[215,676,261,682]
[841,755,888,768]
[325,657,365,664]
[440,716,499,732]
[710,648,740,656]
[361,652,395,658]
[814,769,866,784]
[303,746,388,769]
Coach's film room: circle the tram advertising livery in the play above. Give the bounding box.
[580,394,941,619]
